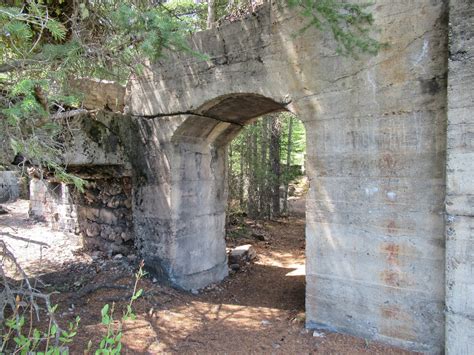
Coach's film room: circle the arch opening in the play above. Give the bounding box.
[148,92,308,309]
[224,110,307,313]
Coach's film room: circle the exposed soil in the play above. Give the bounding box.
[1,200,416,354]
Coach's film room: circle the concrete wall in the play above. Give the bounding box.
[299,1,448,351]
[445,1,474,353]
[31,0,474,352]
[29,178,78,233]
[126,1,448,352]
[0,171,19,203]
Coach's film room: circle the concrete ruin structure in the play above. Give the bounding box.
[24,0,473,353]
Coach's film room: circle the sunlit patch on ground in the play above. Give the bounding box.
[1,200,84,278]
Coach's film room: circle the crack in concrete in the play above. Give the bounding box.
[133,111,244,127]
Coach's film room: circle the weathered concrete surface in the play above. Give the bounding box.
[0,171,19,203]
[29,178,78,233]
[69,78,126,112]
[445,1,474,353]
[126,1,448,352]
[127,115,230,290]
[61,113,131,169]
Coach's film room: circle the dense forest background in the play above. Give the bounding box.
[227,112,306,219]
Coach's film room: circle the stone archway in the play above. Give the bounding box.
[129,93,291,290]
[126,2,449,352]
[33,0,473,353]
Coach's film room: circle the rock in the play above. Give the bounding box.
[313,331,325,338]
[84,207,100,220]
[100,225,113,239]
[107,232,118,241]
[85,222,101,237]
[104,182,122,196]
[229,244,257,264]
[123,198,132,209]
[230,263,240,271]
[99,208,118,225]
[0,205,9,215]
[252,231,267,241]
[113,253,123,260]
[107,197,121,209]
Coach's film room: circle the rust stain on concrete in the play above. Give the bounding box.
[382,242,400,265]
[380,306,416,341]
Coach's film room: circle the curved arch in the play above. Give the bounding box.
[172,93,291,147]
[196,93,289,125]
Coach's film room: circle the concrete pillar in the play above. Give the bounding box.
[445,0,474,353]
[301,2,448,352]
[0,171,20,203]
[29,178,78,233]
[130,116,229,290]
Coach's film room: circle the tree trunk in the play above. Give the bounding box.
[247,129,259,219]
[228,144,233,205]
[239,141,244,209]
[207,0,216,29]
[283,116,294,213]
[269,116,281,217]
[259,118,270,218]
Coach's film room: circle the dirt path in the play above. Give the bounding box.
[1,201,415,354]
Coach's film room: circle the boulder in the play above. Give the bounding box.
[228,244,257,264]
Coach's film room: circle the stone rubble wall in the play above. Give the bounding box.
[73,177,134,255]
[29,176,134,256]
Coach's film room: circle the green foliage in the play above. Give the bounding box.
[1,305,80,354]
[228,112,305,218]
[0,262,146,354]
[0,1,195,186]
[96,261,146,354]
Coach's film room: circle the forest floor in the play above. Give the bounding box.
[1,199,416,354]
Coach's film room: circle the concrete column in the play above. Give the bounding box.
[29,178,78,233]
[0,171,19,203]
[445,0,474,353]
[302,2,448,352]
[130,116,229,290]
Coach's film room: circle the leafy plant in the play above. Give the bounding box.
[0,253,147,354]
[1,303,80,354]
[95,260,146,355]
